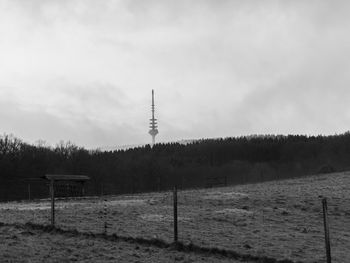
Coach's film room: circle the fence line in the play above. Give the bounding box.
[0,221,297,263]
[0,185,342,263]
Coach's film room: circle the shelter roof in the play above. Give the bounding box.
[43,174,90,182]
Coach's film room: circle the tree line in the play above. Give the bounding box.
[0,132,350,201]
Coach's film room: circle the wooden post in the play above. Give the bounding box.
[81,182,85,196]
[66,183,69,198]
[173,186,178,244]
[28,183,31,201]
[322,198,331,263]
[104,198,107,235]
[50,179,55,226]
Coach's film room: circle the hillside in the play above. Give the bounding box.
[0,171,349,262]
[1,132,350,201]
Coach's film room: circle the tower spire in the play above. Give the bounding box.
[149,90,158,146]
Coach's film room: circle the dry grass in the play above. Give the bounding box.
[0,172,349,263]
[0,223,249,263]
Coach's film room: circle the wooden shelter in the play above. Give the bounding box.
[42,174,90,226]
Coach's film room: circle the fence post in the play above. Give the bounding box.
[173,186,178,244]
[104,198,107,235]
[322,198,331,263]
[82,182,85,197]
[28,183,31,201]
[50,179,55,226]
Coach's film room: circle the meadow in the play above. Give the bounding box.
[0,172,349,263]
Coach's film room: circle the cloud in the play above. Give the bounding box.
[0,0,350,146]
[0,95,143,148]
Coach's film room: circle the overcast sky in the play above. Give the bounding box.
[0,0,349,149]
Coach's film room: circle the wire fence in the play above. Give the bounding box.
[0,172,349,263]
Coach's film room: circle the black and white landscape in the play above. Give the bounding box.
[0,1,349,262]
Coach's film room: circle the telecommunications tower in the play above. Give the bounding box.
[149,90,158,146]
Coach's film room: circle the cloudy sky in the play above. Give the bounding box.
[0,0,349,148]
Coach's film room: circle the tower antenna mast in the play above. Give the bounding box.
[149,90,158,146]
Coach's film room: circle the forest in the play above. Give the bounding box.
[0,132,350,201]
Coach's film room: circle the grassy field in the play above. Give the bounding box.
[0,224,252,263]
[0,172,349,262]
